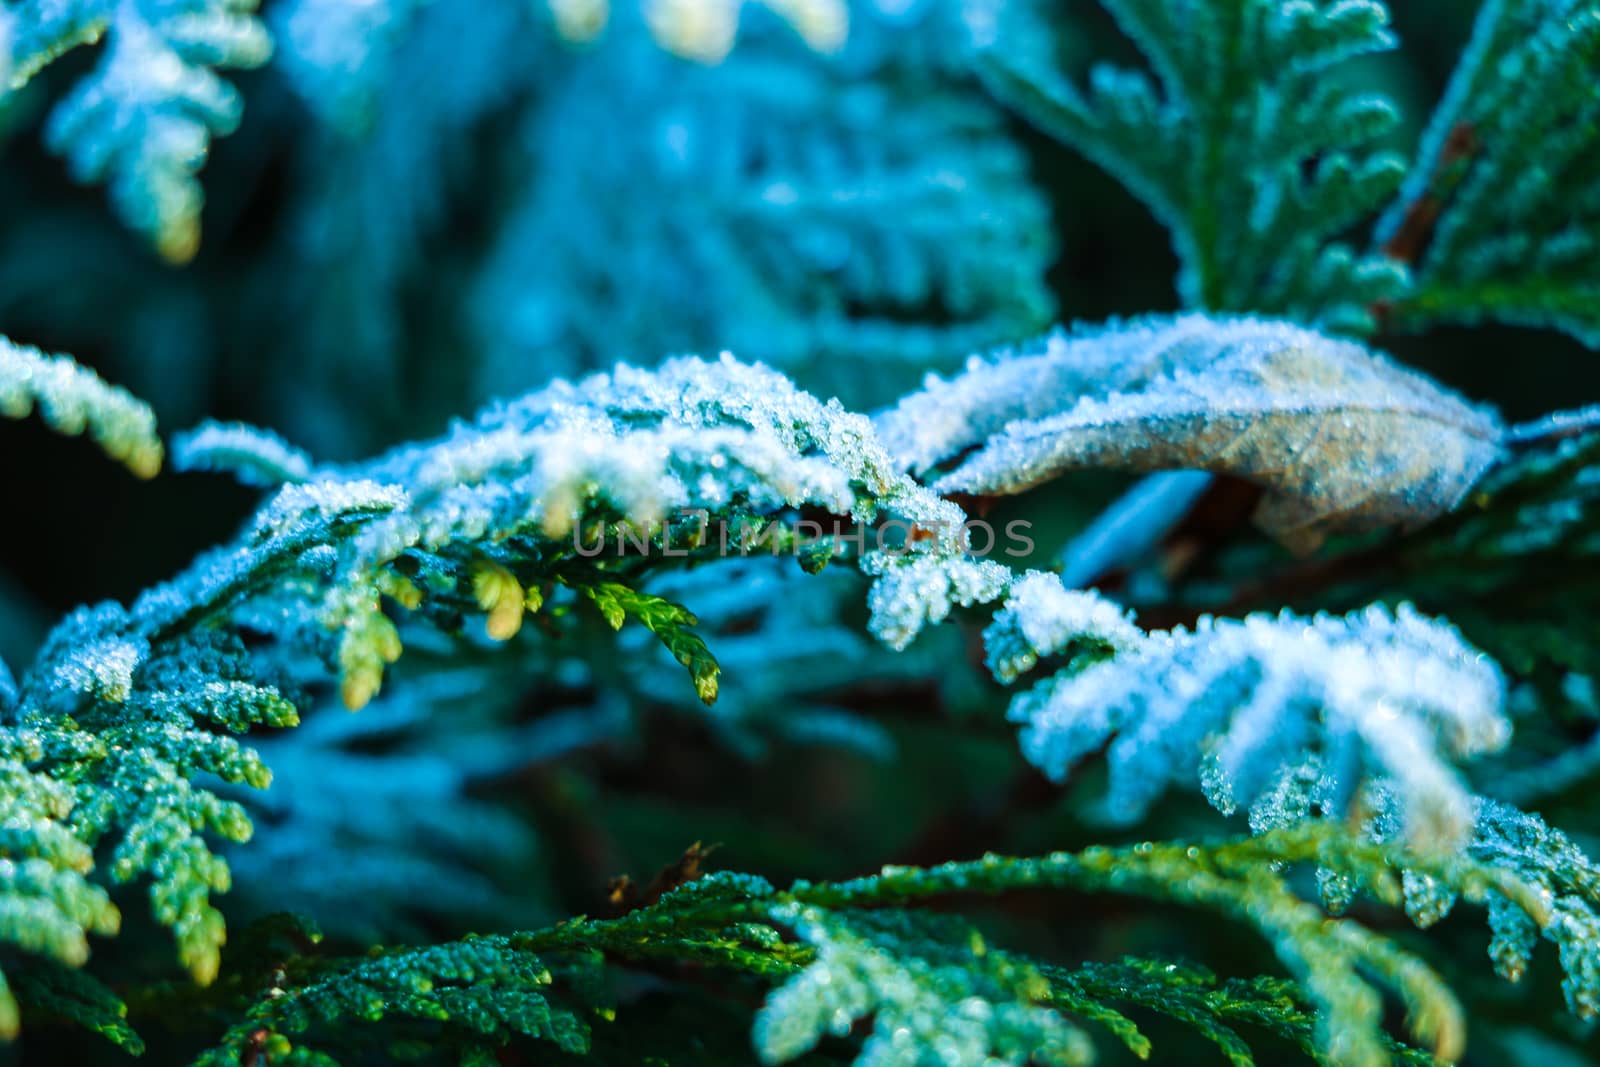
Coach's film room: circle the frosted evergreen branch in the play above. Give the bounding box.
[1250,771,1600,1023]
[975,0,1409,330]
[2,1,1599,1063]
[1375,0,1600,346]
[3,339,1582,1058]
[0,1,110,90]
[979,569,1508,847]
[0,335,162,477]
[0,353,969,1037]
[1468,799,1600,1017]
[172,420,316,486]
[5,0,273,262]
[199,824,1531,1067]
[467,0,1054,411]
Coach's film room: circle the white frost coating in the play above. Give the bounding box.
[875,312,1503,552]
[0,334,163,477]
[174,420,317,487]
[359,357,942,590]
[875,315,1239,474]
[251,480,409,538]
[1009,602,1509,844]
[349,353,954,568]
[155,351,979,710]
[49,635,148,703]
[983,572,1141,684]
[863,553,1011,652]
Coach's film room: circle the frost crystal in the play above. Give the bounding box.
[172,421,316,487]
[863,553,1010,652]
[1006,598,1508,844]
[1472,799,1600,1018]
[879,314,1503,552]
[983,571,1141,684]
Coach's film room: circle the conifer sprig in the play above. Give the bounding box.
[193,821,1578,1067]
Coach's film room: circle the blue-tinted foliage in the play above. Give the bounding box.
[3,2,1600,1066]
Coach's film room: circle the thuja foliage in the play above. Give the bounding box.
[3,1,1600,1065]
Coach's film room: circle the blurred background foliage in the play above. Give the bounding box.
[2,2,1599,1062]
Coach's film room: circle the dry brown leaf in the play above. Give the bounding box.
[877,315,1504,553]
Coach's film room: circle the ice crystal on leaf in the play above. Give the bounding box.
[982,570,1141,684]
[1469,799,1600,1018]
[879,313,1504,552]
[862,552,1010,652]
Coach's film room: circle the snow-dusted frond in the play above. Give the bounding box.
[862,552,1010,652]
[172,420,315,487]
[1248,771,1600,1024]
[6,0,272,262]
[0,335,162,477]
[1471,799,1600,1017]
[348,353,950,565]
[986,574,1508,846]
[982,570,1142,684]
[0,351,981,1031]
